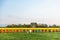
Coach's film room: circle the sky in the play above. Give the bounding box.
[0,0,60,25]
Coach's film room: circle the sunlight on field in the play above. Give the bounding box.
[0,32,60,40]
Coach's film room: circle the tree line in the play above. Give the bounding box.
[4,22,60,28]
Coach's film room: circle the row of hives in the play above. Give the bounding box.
[0,28,60,33]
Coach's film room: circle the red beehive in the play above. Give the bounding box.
[15,29,18,32]
[10,29,14,32]
[5,29,8,32]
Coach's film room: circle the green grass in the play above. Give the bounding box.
[0,32,60,40]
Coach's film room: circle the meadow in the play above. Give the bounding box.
[0,32,60,40]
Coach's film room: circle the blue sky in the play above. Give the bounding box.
[0,0,60,25]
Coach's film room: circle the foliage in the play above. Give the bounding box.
[5,23,60,28]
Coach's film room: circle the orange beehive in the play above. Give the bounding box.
[1,29,5,33]
[20,29,23,32]
[42,29,45,32]
[26,29,29,32]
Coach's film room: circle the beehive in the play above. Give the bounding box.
[0,28,60,33]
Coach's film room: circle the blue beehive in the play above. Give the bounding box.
[37,29,41,32]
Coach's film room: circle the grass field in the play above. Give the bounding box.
[0,32,60,40]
